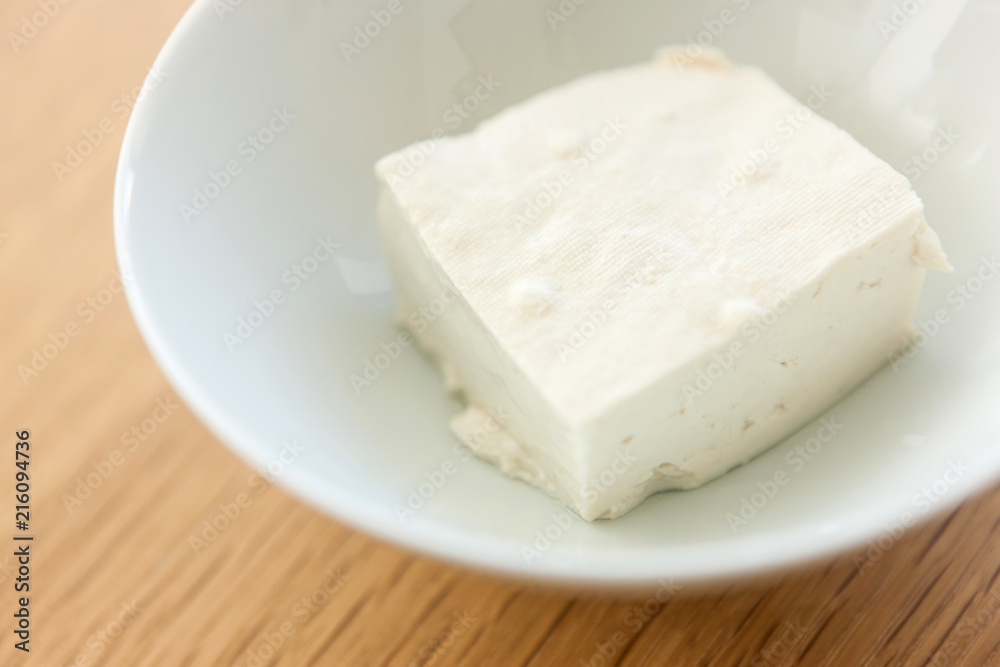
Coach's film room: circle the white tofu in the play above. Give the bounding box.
[374,48,950,520]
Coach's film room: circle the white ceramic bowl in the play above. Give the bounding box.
[115,0,1000,586]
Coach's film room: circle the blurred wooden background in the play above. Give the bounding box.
[3,0,1000,665]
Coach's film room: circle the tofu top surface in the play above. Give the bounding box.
[375,49,946,420]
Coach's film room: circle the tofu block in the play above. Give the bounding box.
[374,48,950,520]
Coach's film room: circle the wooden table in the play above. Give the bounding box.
[3,1,1000,664]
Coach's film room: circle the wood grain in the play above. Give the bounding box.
[2,1,1000,665]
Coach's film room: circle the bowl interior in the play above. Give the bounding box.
[115,0,1000,583]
